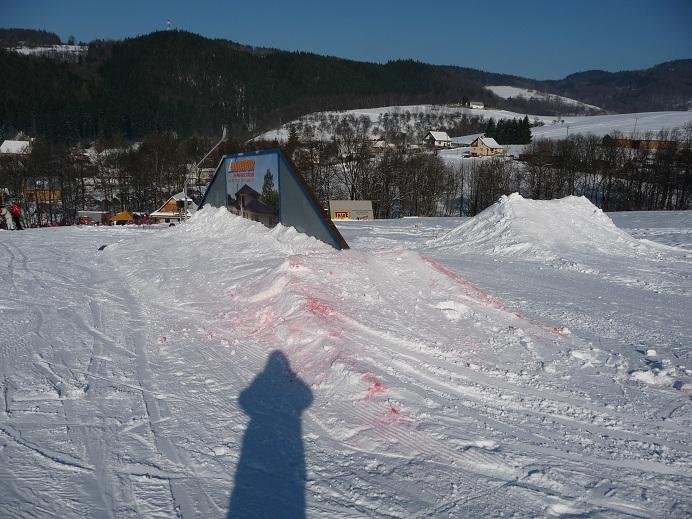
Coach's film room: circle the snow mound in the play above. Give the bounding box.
[164,206,330,256]
[430,193,650,259]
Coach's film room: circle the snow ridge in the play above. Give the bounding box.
[430,193,656,259]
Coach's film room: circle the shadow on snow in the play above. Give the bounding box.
[228,350,313,518]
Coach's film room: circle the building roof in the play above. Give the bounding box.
[0,140,31,154]
[425,131,451,142]
[474,137,503,149]
[170,191,195,202]
[452,133,484,146]
[235,185,260,197]
[244,199,276,215]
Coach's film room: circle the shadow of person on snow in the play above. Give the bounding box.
[228,350,313,519]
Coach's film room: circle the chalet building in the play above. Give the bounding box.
[0,140,31,155]
[22,177,61,203]
[469,137,504,157]
[423,131,452,149]
[469,102,485,110]
[230,185,278,228]
[369,139,398,154]
[601,135,677,152]
[150,191,196,223]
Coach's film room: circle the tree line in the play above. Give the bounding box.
[484,116,532,144]
[1,117,689,227]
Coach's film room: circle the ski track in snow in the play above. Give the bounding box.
[1,205,691,518]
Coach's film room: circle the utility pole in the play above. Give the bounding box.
[184,127,227,221]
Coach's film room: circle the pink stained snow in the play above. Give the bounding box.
[0,198,690,517]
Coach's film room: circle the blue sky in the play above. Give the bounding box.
[4,0,691,79]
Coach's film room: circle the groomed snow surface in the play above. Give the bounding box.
[1,198,691,518]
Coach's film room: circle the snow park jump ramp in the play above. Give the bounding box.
[0,202,690,517]
[429,193,691,296]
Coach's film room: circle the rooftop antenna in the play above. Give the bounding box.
[165,19,173,31]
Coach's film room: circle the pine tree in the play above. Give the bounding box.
[485,118,496,138]
[261,169,278,209]
[495,119,506,144]
[521,115,532,144]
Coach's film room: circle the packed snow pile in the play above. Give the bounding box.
[170,205,329,256]
[430,193,657,260]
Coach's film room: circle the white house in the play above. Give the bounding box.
[0,140,31,155]
[469,101,485,110]
[423,131,452,148]
[469,137,504,157]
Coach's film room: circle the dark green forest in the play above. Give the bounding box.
[3,29,689,145]
[0,28,61,47]
[0,30,501,143]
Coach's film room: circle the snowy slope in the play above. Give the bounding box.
[12,44,87,55]
[257,104,692,144]
[486,85,602,111]
[531,111,692,140]
[1,206,691,517]
[256,104,554,142]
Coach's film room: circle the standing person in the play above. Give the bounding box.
[0,206,8,230]
[10,202,22,230]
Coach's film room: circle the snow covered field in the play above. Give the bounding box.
[485,85,602,112]
[531,111,692,140]
[256,104,692,144]
[1,198,691,518]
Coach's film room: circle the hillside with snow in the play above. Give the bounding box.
[486,85,602,112]
[9,44,88,62]
[531,111,692,140]
[1,199,690,517]
[256,104,692,143]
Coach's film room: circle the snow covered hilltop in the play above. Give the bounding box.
[1,198,690,517]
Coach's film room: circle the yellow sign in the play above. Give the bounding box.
[229,159,256,179]
[333,210,351,219]
[230,159,255,172]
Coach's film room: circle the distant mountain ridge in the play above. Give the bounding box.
[0,28,690,142]
[544,60,692,112]
[444,60,692,113]
[0,28,61,47]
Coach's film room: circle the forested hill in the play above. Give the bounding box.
[0,30,502,142]
[0,28,61,47]
[443,59,692,113]
[543,60,692,113]
[0,29,690,143]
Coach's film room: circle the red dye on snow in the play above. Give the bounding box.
[421,255,506,310]
[389,406,400,415]
[307,298,334,317]
[363,373,386,398]
[157,336,167,344]
[421,255,569,338]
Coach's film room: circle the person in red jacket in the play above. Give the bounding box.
[9,202,22,230]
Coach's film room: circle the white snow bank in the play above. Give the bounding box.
[429,193,657,260]
[149,206,329,256]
